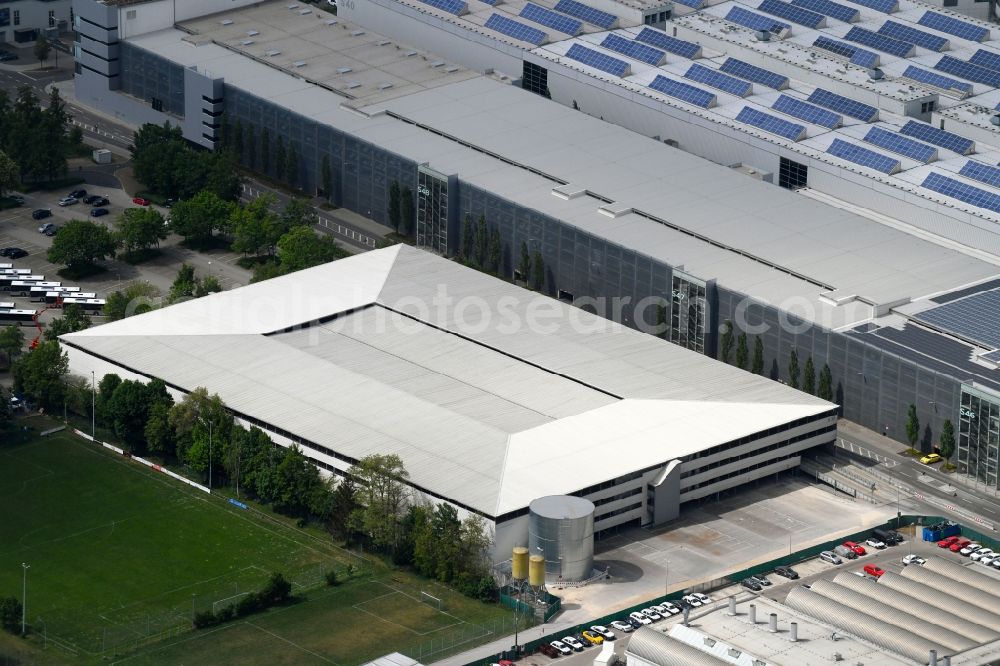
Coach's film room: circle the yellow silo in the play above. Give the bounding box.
[512,547,529,580]
[529,554,545,587]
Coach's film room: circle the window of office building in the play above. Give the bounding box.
[48,10,55,27]
[416,166,450,254]
[670,270,707,353]
[13,10,18,25]
[778,157,808,189]
[522,61,550,99]
[959,386,1000,489]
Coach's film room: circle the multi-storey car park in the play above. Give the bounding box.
[60,245,839,561]
[72,0,1000,489]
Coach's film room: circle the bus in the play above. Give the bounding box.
[0,309,37,325]
[0,268,31,275]
[0,302,14,309]
[0,263,11,269]
[10,280,59,296]
[45,291,95,304]
[60,297,106,312]
[30,286,80,301]
[0,275,43,289]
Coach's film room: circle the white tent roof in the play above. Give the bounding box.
[64,246,834,517]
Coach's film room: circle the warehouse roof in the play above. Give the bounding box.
[63,246,834,518]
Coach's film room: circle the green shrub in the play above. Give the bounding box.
[192,610,218,629]
[325,570,339,587]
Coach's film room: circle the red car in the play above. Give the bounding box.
[863,564,885,577]
[951,539,972,553]
[938,535,961,548]
[132,196,151,206]
[538,644,561,658]
[844,541,866,556]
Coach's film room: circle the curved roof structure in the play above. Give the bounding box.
[923,556,1000,599]
[902,563,1000,617]
[879,571,1000,633]
[784,586,948,663]
[810,579,976,651]
[832,572,1000,644]
[626,627,727,666]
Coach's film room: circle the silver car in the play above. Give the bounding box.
[820,550,843,565]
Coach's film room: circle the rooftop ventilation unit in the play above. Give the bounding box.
[869,68,884,80]
[378,40,391,46]
[346,82,361,89]
[337,66,353,73]
[405,50,418,56]
[240,39,254,45]
[445,65,460,72]
[246,29,259,36]
[350,30,365,36]
[991,115,1000,126]
[326,19,338,24]
[299,8,312,14]
[220,19,234,25]
[293,60,307,67]
[430,60,445,67]
[287,3,299,8]
[265,49,281,57]
[378,82,394,89]
[755,30,770,41]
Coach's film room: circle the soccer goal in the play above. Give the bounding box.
[420,591,443,611]
[213,591,254,614]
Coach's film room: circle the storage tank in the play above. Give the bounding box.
[512,546,529,581]
[528,554,546,587]
[528,495,595,581]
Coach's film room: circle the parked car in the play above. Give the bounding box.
[902,554,926,566]
[660,602,681,615]
[691,592,711,605]
[581,630,604,645]
[538,643,561,658]
[741,578,763,591]
[820,550,843,565]
[6,194,24,205]
[951,539,972,553]
[0,50,19,62]
[57,196,77,207]
[31,208,52,220]
[863,564,885,577]
[993,559,1000,570]
[865,538,886,549]
[844,541,867,556]
[873,528,903,545]
[90,207,109,217]
[37,222,55,234]
[641,608,662,621]
[549,640,572,656]
[44,225,58,237]
[561,636,584,651]
[590,625,615,640]
[937,535,961,548]
[972,548,995,562]
[750,574,772,587]
[68,189,87,200]
[609,620,633,633]
[981,553,998,566]
[834,545,858,560]
[629,611,652,626]
[920,452,943,465]
[774,565,799,579]
[0,247,27,259]
[651,604,675,616]
[961,543,982,556]
[132,196,151,206]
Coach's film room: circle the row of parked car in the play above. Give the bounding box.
[820,530,904,566]
[740,565,800,591]
[938,536,1000,569]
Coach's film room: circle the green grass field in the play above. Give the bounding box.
[0,421,514,664]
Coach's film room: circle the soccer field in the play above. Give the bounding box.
[0,423,515,663]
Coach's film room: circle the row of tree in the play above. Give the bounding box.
[193,573,292,629]
[221,119,312,192]
[387,181,415,236]
[131,123,241,202]
[0,86,80,186]
[456,214,545,291]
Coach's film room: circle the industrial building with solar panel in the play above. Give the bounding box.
[71,0,1000,503]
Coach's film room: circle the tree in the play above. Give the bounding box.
[231,193,279,257]
[47,219,117,270]
[0,150,19,197]
[34,38,51,69]
[39,88,69,181]
[0,324,24,368]
[278,197,317,233]
[131,122,184,195]
[167,264,197,304]
[277,226,346,272]
[321,155,332,199]
[272,446,331,520]
[246,125,257,170]
[275,137,286,183]
[818,363,833,401]
[104,282,159,321]
[107,378,172,452]
[11,340,68,409]
[43,303,91,341]
[169,388,232,474]
[751,336,764,375]
[145,401,175,457]
[96,373,122,424]
[531,251,544,291]
[285,144,298,187]
[735,333,748,370]
[116,207,167,253]
[654,302,667,338]
[170,190,234,248]
[487,229,501,274]
[349,454,410,552]
[788,348,800,390]
[940,419,956,463]
[797,357,813,395]
[261,128,271,174]
[720,320,734,364]
[327,476,358,542]
[474,216,488,267]
[400,186,414,237]
[234,119,244,158]
[6,87,45,182]
[0,596,22,634]
[388,181,402,233]
[906,404,920,449]
[517,242,530,282]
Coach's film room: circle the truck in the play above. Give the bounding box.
[873,527,903,545]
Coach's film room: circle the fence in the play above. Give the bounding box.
[73,428,211,493]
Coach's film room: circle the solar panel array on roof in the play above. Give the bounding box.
[792,0,858,23]
[416,0,468,15]
[566,43,630,76]
[922,172,1000,213]
[935,55,1000,87]
[554,0,617,29]
[877,20,949,51]
[758,0,825,28]
[814,36,879,68]
[844,0,896,12]
[828,138,900,173]
[520,3,582,35]
[808,88,878,121]
[900,120,974,154]
[649,75,717,108]
[684,63,752,96]
[959,161,1000,189]
[843,26,914,57]
[600,34,665,65]
[918,11,989,42]
[913,289,1000,348]
[984,350,1000,362]
[673,0,704,7]
[719,58,789,88]
[484,14,548,44]
[772,94,841,128]
[736,106,807,140]
[634,28,702,58]
[902,66,972,94]
[864,126,937,162]
[725,6,791,33]
[969,49,1000,72]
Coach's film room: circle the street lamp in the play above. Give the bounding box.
[21,563,29,636]
[90,370,95,438]
[198,415,213,491]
